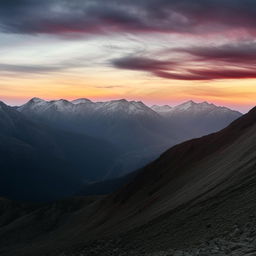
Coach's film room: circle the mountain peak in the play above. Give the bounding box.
[174,100,220,111]
[30,97,45,104]
[201,101,209,105]
[110,99,128,104]
[200,101,215,107]
[49,99,74,111]
[151,104,172,109]
[248,106,256,114]
[174,100,197,110]
[72,98,92,104]
[51,99,70,104]
[151,105,173,115]
[0,101,7,107]
[0,101,8,112]
[18,97,47,111]
[95,99,157,116]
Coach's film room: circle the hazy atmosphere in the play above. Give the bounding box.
[1,1,256,256]
[1,0,256,112]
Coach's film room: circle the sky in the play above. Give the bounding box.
[0,0,256,112]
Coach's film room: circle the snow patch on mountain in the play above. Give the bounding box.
[151,105,173,116]
[151,100,241,117]
[72,98,92,104]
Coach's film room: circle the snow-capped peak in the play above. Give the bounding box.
[151,105,173,116]
[18,98,74,113]
[0,101,7,112]
[151,105,172,112]
[169,100,242,117]
[174,100,197,111]
[51,99,70,105]
[48,99,75,112]
[72,98,92,104]
[18,97,47,111]
[109,99,128,104]
[29,97,46,104]
[0,101,6,107]
[93,99,158,116]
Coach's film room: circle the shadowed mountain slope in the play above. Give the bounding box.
[17,98,242,177]
[151,100,242,139]
[0,102,119,201]
[0,106,255,255]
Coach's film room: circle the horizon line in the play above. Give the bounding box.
[0,97,246,113]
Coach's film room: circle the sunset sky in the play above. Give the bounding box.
[1,0,256,112]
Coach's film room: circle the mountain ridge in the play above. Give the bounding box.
[0,106,255,255]
[0,101,120,201]
[9,97,243,180]
[0,98,244,201]
[16,98,242,114]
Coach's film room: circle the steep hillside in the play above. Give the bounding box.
[0,107,255,255]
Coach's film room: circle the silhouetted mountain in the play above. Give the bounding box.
[151,104,173,116]
[18,98,173,150]
[151,100,242,139]
[17,98,179,177]
[0,107,255,255]
[18,98,242,176]
[0,101,118,201]
[1,98,241,201]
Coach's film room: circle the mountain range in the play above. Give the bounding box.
[18,98,241,143]
[0,101,118,201]
[0,98,241,201]
[17,98,242,177]
[0,104,255,255]
[152,100,242,139]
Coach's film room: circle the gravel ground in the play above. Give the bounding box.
[61,218,256,256]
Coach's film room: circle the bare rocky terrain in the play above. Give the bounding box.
[0,107,256,256]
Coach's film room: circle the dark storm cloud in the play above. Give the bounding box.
[154,69,256,81]
[1,0,256,35]
[112,41,256,81]
[3,0,256,80]
[112,57,177,72]
[175,42,256,63]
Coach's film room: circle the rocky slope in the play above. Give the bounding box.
[0,106,255,255]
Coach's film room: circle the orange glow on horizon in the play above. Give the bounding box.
[0,72,255,113]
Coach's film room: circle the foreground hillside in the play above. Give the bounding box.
[0,106,255,255]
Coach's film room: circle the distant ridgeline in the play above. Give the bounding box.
[0,98,241,201]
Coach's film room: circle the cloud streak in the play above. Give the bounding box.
[2,1,256,83]
[112,57,177,72]
[112,41,256,80]
[0,56,92,76]
[0,64,63,74]
[1,0,256,36]
[175,42,256,63]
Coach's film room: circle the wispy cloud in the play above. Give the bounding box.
[112,41,256,81]
[0,63,63,74]
[0,55,93,76]
[1,0,256,37]
[175,42,256,63]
